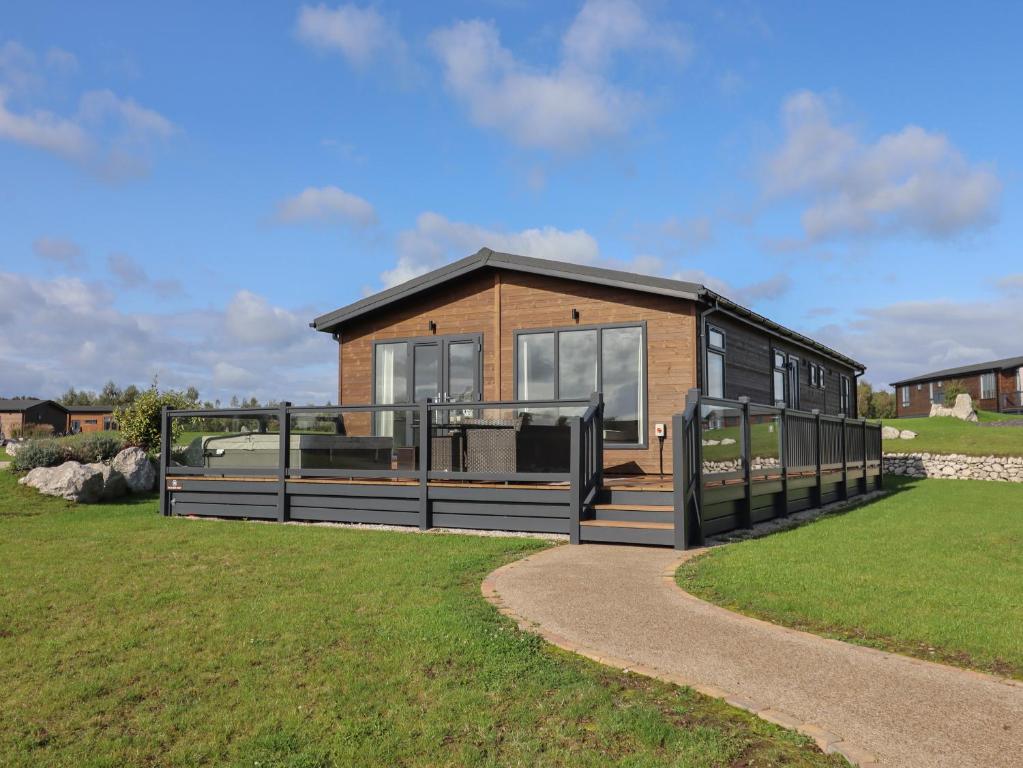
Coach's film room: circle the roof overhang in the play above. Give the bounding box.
[311,247,866,372]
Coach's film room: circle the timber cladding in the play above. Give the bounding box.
[340,267,697,474]
[895,373,998,418]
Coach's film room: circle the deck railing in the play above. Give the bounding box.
[670,390,883,550]
[1000,390,1023,413]
[159,394,604,539]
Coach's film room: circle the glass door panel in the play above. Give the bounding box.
[446,341,477,403]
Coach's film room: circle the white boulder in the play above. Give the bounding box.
[929,393,978,422]
[111,447,156,493]
[87,462,128,500]
[899,430,917,440]
[18,461,103,503]
[881,425,900,440]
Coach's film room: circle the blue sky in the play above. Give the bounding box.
[1,1,1021,403]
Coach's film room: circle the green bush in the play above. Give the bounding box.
[11,440,67,471]
[116,386,196,452]
[69,432,125,463]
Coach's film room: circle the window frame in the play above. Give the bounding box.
[980,372,996,400]
[705,324,726,400]
[901,386,910,407]
[840,374,851,415]
[772,349,787,407]
[371,333,483,406]
[513,321,648,450]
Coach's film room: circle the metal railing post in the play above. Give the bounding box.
[813,410,823,507]
[593,392,597,488]
[418,400,431,531]
[840,415,849,501]
[739,396,753,529]
[569,417,581,544]
[277,402,291,522]
[690,389,704,546]
[672,412,686,549]
[861,418,869,494]
[159,406,170,516]
[779,407,789,517]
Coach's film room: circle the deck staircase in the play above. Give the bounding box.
[579,482,675,546]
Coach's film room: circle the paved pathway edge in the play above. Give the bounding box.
[482,547,881,767]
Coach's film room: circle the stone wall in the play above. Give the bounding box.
[884,453,1023,483]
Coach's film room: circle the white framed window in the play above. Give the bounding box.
[706,325,725,399]
[840,375,851,415]
[1017,367,1023,393]
[772,350,787,407]
[901,386,910,407]
[981,372,996,400]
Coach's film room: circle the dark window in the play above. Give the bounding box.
[840,375,851,415]
[706,325,725,399]
[516,323,646,447]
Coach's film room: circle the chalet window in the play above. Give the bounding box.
[840,375,851,415]
[772,351,787,407]
[1017,367,1023,393]
[374,342,409,435]
[516,323,645,447]
[929,382,940,404]
[706,326,725,399]
[981,373,996,400]
[808,363,825,389]
[901,386,910,406]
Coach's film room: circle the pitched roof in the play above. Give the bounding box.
[311,247,865,371]
[65,405,117,413]
[0,398,67,412]
[890,355,1023,387]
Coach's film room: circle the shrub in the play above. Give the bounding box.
[11,439,66,472]
[10,423,55,439]
[68,432,125,463]
[944,379,969,405]
[116,386,196,452]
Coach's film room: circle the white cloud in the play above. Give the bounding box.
[274,185,377,228]
[430,0,689,151]
[0,42,175,180]
[812,293,1023,388]
[294,3,405,69]
[106,253,184,298]
[383,211,600,287]
[0,271,336,404]
[764,91,1001,242]
[33,236,85,270]
[670,268,791,307]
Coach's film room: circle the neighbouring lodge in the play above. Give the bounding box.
[0,399,117,439]
[891,355,1023,418]
[161,249,882,547]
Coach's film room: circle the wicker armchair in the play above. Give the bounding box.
[463,416,524,473]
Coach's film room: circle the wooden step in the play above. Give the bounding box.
[593,503,673,512]
[581,519,673,530]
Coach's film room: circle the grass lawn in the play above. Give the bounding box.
[0,472,844,768]
[679,477,1023,679]
[881,411,1023,456]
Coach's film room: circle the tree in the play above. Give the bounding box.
[871,390,896,419]
[857,381,875,419]
[115,385,199,452]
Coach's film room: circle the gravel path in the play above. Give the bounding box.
[485,544,1023,768]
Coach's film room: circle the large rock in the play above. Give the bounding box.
[881,425,900,439]
[18,461,103,503]
[929,393,978,422]
[5,441,23,457]
[899,430,917,440]
[111,447,156,492]
[87,462,128,500]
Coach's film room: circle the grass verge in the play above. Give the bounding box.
[881,412,1023,456]
[679,477,1023,679]
[0,471,844,767]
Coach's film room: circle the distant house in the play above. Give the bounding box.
[891,355,1023,418]
[0,399,69,439]
[66,405,118,434]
